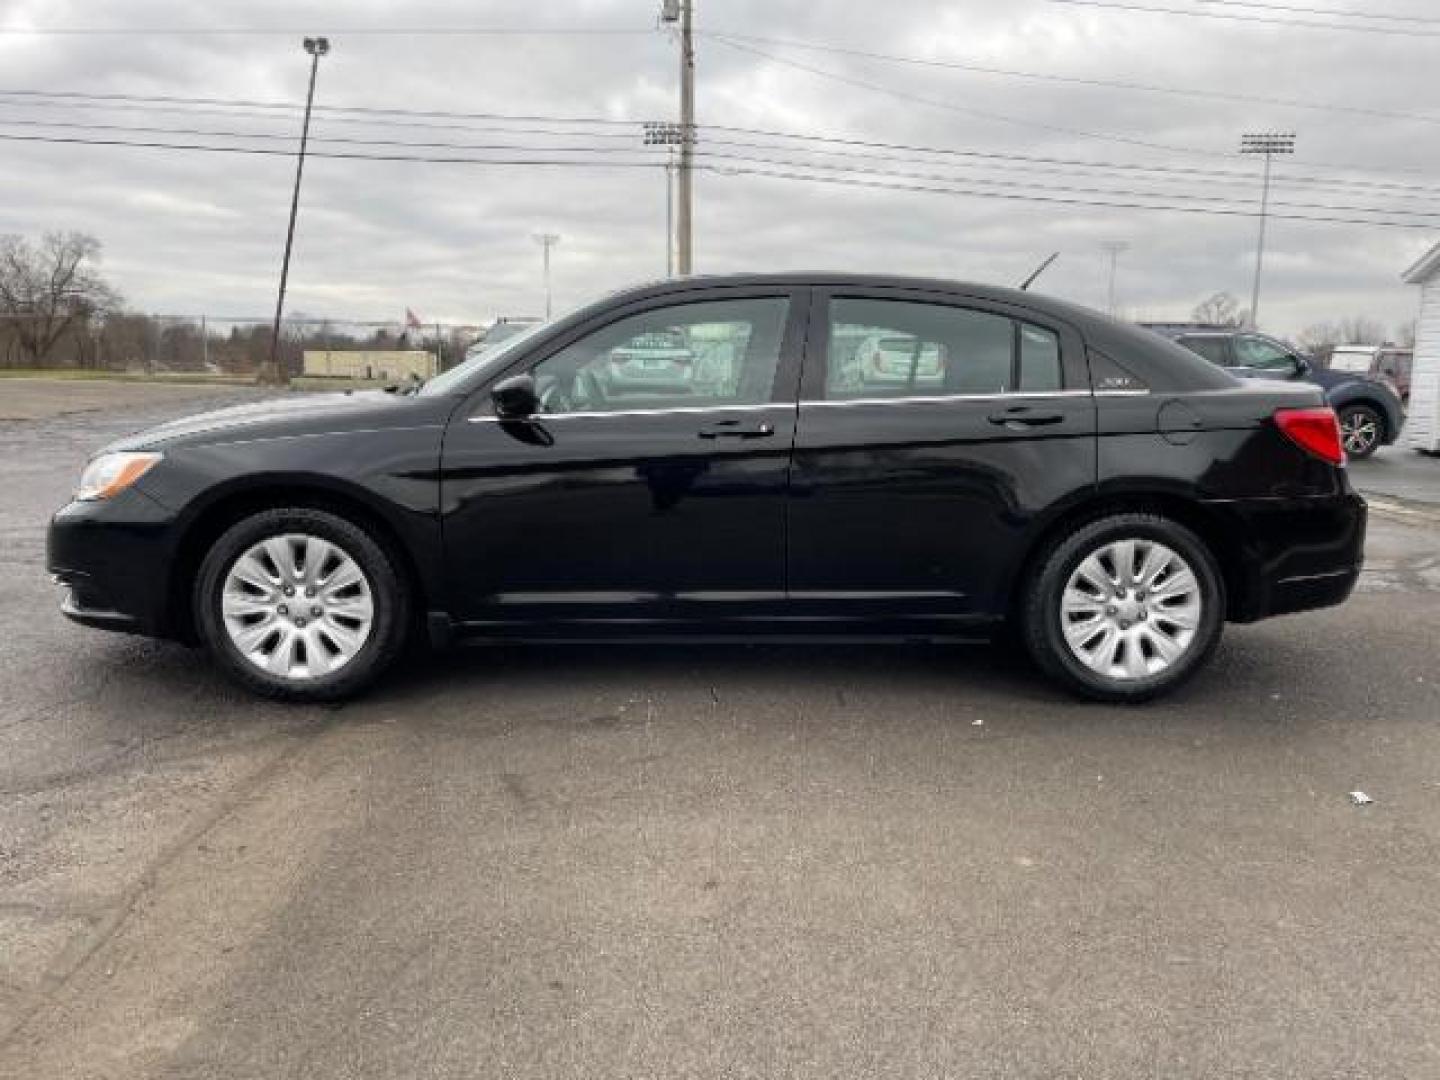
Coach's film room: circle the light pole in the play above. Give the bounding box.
[644,121,684,277]
[1240,132,1295,329]
[533,232,561,320]
[661,0,694,274]
[267,35,329,385]
[1101,240,1129,317]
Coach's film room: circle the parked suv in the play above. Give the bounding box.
[1141,324,1406,458]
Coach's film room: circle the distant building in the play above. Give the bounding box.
[301,349,437,382]
[1401,242,1440,453]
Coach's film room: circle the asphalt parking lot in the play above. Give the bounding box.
[2,381,1439,1078]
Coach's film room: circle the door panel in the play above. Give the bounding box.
[787,289,1097,619]
[439,290,806,625]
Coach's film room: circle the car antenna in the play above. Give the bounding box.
[1019,252,1060,291]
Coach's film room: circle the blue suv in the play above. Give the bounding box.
[1142,324,1406,458]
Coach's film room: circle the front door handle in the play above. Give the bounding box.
[987,406,1064,429]
[698,419,775,439]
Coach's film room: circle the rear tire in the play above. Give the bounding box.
[194,508,410,701]
[1338,403,1384,459]
[1021,513,1225,703]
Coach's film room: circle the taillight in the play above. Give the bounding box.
[1275,407,1345,466]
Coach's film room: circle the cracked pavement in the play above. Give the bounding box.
[2,380,1439,1078]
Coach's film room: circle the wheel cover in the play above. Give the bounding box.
[1339,409,1379,455]
[221,533,375,681]
[1060,538,1203,682]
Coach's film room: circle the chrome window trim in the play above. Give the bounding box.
[801,389,1091,409]
[468,388,1151,422]
[469,402,786,423]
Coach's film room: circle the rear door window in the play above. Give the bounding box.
[1177,336,1232,368]
[820,298,1064,400]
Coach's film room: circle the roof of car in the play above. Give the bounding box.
[608,272,1126,332]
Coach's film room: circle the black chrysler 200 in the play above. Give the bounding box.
[48,275,1366,703]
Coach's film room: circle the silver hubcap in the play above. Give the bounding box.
[1340,411,1378,455]
[221,533,374,681]
[1061,539,1203,682]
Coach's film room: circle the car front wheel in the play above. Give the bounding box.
[194,508,410,701]
[1022,514,1225,702]
[1338,404,1384,459]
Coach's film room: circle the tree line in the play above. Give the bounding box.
[1189,290,1416,364]
[0,231,477,376]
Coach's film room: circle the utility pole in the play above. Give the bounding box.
[1101,240,1129,317]
[267,35,329,385]
[1240,132,1295,330]
[661,0,694,274]
[533,233,561,320]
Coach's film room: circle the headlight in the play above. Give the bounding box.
[75,451,163,501]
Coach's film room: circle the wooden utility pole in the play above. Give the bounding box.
[676,0,694,275]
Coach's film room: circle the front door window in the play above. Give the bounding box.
[528,297,789,414]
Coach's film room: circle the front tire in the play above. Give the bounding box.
[194,508,410,701]
[1021,514,1225,703]
[1338,404,1384,459]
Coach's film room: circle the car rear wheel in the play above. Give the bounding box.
[1338,404,1384,459]
[194,508,409,701]
[1022,514,1225,702]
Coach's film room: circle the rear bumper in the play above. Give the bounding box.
[47,486,180,638]
[1223,490,1367,622]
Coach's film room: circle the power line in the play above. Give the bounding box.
[0,89,647,128]
[0,26,653,37]
[5,85,1436,190]
[1184,0,1440,25]
[5,94,1439,199]
[704,162,1437,230]
[705,36,1440,183]
[1043,0,1440,35]
[699,29,1440,128]
[12,110,1440,199]
[707,33,1211,159]
[0,117,669,156]
[3,128,1436,229]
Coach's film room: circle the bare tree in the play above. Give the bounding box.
[0,232,120,367]
[1395,321,1417,349]
[1191,291,1249,327]
[1334,316,1385,346]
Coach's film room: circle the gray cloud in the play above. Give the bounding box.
[0,0,1435,338]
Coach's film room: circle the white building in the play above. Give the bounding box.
[1402,242,1440,453]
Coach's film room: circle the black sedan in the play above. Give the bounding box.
[48,275,1366,703]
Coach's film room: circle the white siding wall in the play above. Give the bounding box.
[1405,276,1440,452]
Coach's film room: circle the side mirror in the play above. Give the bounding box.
[491,373,539,419]
[1293,355,1312,377]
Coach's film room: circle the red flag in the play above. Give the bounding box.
[405,308,423,330]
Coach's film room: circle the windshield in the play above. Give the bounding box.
[417,319,553,397]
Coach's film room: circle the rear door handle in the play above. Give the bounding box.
[987,407,1064,429]
[698,419,775,439]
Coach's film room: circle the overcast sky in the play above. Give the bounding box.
[1,0,1437,337]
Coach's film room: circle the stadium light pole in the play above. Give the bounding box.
[267,35,329,385]
[1101,240,1129,317]
[644,121,684,277]
[1240,132,1295,330]
[533,232,561,320]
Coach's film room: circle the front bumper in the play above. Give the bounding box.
[47,485,181,638]
[1224,490,1367,622]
